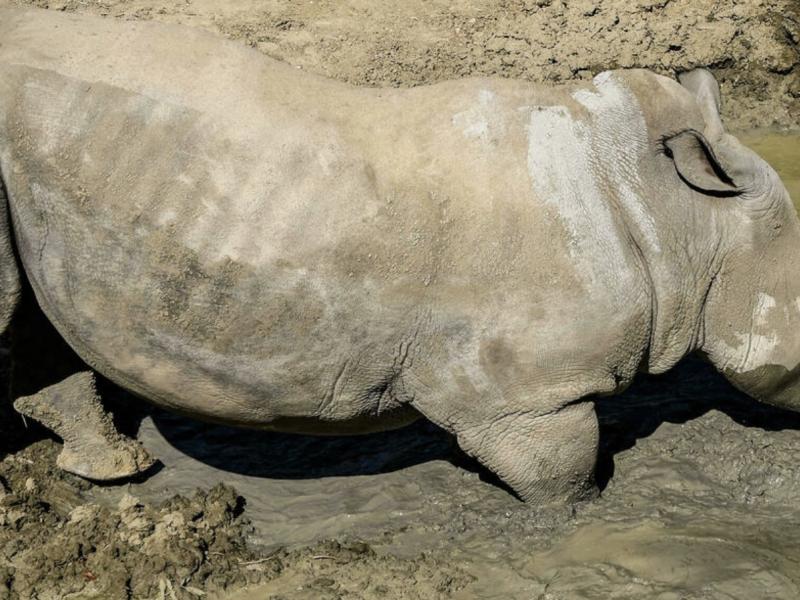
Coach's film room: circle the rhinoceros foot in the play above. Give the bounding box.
[55,437,155,481]
[13,371,156,481]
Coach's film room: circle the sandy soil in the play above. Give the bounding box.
[0,2,800,599]
[2,0,800,130]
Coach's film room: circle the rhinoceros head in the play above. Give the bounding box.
[672,70,800,410]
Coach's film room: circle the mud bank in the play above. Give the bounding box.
[3,0,800,131]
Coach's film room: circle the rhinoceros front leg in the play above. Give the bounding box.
[413,393,600,503]
[459,401,600,503]
[13,371,155,480]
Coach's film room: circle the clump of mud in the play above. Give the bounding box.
[0,440,263,599]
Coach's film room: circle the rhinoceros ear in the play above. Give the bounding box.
[678,68,725,140]
[663,129,741,196]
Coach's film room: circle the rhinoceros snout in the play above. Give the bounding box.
[725,363,800,413]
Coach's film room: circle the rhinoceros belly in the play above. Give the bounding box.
[1,67,422,431]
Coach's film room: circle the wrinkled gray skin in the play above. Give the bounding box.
[0,9,798,503]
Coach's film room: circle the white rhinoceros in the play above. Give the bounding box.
[0,8,797,503]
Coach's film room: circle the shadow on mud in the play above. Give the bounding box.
[5,294,800,492]
[144,354,800,492]
[149,410,455,479]
[142,357,800,499]
[593,355,800,490]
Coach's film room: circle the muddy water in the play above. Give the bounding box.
[739,132,800,211]
[91,133,800,599]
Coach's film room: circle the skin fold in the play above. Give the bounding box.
[0,8,797,503]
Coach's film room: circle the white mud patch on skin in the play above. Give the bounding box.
[525,73,652,305]
[714,292,783,374]
[452,89,498,142]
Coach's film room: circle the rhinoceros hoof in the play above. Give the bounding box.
[56,438,156,481]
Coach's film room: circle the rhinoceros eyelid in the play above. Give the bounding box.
[657,128,699,157]
[657,129,690,153]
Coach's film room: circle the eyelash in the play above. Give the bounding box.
[657,128,696,157]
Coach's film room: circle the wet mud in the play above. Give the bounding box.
[8,343,798,599]
[0,2,799,599]
[114,352,800,600]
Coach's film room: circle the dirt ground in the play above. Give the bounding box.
[3,0,800,131]
[0,1,799,599]
[0,437,474,599]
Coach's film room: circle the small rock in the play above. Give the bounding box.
[155,511,187,538]
[68,504,98,524]
[118,492,142,512]
[313,577,335,588]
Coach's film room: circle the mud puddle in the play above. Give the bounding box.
[107,354,800,600]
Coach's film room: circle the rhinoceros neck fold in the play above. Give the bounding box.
[607,198,715,376]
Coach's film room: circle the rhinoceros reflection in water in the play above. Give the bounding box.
[0,8,797,504]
